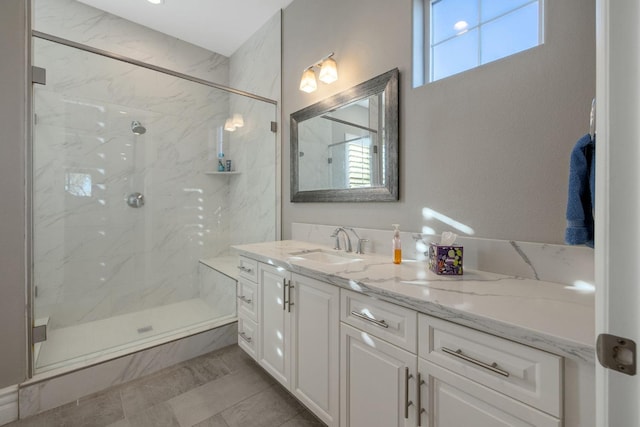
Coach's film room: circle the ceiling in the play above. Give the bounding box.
[77,0,294,57]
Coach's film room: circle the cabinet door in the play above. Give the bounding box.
[341,323,417,427]
[418,359,560,427]
[258,263,291,388]
[291,274,340,427]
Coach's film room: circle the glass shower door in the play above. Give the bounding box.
[32,37,277,373]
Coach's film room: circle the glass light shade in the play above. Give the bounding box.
[147,0,163,4]
[224,118,235,131]
[318,57,338,84]
[299,68,317,93]
[231,113,244,128]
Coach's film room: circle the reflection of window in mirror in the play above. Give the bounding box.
[345,133,372,188]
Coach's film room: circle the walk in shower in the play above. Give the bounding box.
[31,29,277,374]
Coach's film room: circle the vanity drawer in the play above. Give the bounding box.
[418,314,562,417]
[238,315,259,361]
[341,289,417,353]
[237,256,258,282]
[237,278,258,322]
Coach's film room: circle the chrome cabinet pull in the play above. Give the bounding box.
[417,373,426,426]
[236,265,253,273]
[237,295,252,304]
[239,332,252,343]
[282,279,288,311]
[350,310,389,329]
[404,367,413,419]
[288,284,294,313]
[441,347,510,377]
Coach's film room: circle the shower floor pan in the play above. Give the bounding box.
[35,298,235,374]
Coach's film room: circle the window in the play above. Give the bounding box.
[425,0,542,82]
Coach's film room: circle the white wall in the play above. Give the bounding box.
[0,0,28,389]
[282,0,595,244]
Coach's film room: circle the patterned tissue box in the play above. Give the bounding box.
[428,243,463,275]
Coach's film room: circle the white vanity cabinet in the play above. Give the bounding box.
[258,263,291,386]
[236,256,259,359]
[416,314,562,427]
[340,289,418,427]
[257,263,340,427]
[234,250,579,427]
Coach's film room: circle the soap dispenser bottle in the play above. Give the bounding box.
[392,224,402,264]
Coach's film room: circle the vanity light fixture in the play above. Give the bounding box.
[231,113,244,128]
[147,0,164,4]
[299,53,338,93]
[224,114,244,132]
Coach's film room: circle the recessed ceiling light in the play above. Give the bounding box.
[147,0,164,4]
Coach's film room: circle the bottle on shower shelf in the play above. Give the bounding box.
[216,125,225,171]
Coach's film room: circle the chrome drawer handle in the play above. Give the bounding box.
[404,367,413,419]
[236,265,253,273]
[350,310,389,329]
[417,373,426,426]
[239,332,252,343]
[441,347,510,377]
[237,295,252,304]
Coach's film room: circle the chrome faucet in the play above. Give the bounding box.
[345,227,369,254]
[331,227,352,252]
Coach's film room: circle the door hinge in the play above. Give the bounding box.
[32,323,47,344]
[597,333,636,376]
[270,121,277,133]
[32,66,46,85]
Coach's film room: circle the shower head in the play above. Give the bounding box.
[131,120,146,135]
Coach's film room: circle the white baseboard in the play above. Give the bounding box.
[0,386,18,426]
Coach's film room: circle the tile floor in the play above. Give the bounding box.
[7,345,326,427]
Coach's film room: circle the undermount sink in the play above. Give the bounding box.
[289,249,362,265]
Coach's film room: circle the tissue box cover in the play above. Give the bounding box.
[428,243,463,275]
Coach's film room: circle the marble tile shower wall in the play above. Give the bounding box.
[228,12,281,245]
[34,0,229,83]
[32,0,240,329]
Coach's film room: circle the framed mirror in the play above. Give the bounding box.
[291,68,398,202]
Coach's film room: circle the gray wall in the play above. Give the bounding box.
[282,0,595,244]
[0,0,28,388]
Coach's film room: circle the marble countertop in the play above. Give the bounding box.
[233,240,595,363]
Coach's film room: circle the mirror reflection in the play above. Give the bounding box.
[298,95,383,191]
[291,68,398,202]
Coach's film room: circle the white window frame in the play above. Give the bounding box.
[414,0,545,86]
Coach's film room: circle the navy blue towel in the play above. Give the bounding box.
[565,133,595,247]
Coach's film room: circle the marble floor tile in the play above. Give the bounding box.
[216,343,257,373]
[8,345,324,427]
[191,414,230,427]
[119,353,230,418]
[167,365,273,427]
[220,383,303,427]
[107,402,180,427]
[278,410,326,427]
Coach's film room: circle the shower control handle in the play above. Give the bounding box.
[127,192,145,208]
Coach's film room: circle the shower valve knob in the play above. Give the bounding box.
[127,192,145,208]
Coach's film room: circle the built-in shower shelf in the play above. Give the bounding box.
[204,171,241,175]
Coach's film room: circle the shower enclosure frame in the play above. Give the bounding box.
[28,29,279,379]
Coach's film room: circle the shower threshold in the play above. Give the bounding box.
[34,298,236,377]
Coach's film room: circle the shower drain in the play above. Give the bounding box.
[137,325,153,334]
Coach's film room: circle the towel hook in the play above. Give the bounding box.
[589,98,596,141]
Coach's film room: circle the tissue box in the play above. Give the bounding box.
[428,243,463,275]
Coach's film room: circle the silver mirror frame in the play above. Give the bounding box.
[290,68,399,202]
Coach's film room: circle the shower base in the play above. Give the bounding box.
[35,298,235,374]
